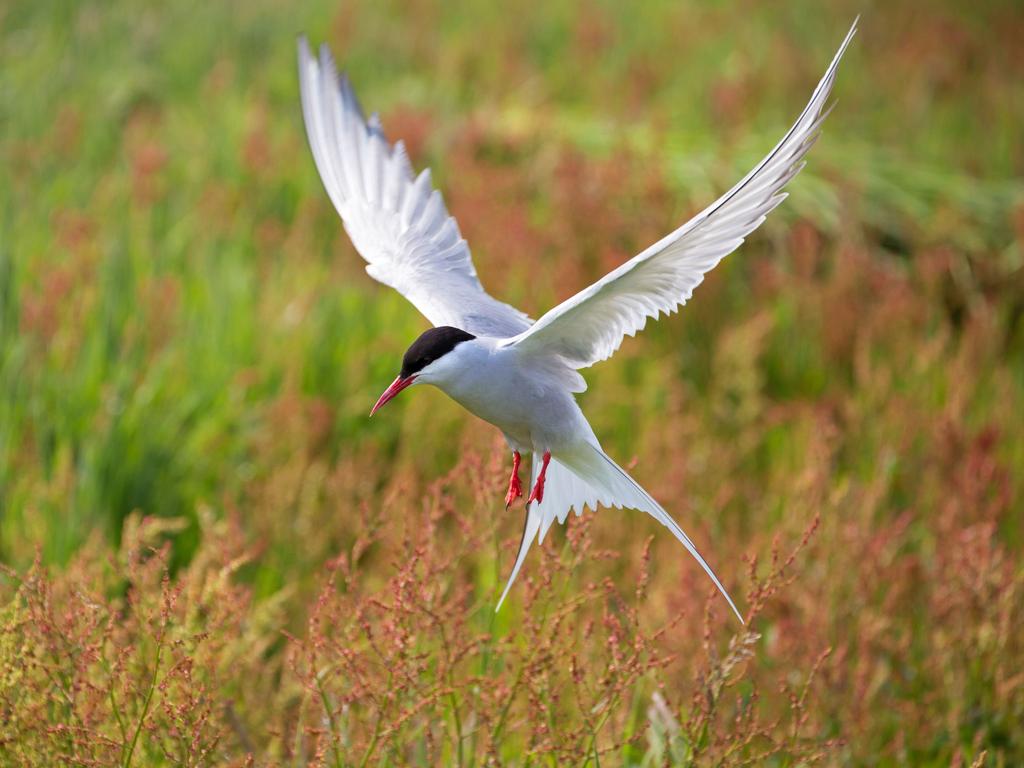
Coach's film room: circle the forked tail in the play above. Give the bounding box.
[497,442,743,623]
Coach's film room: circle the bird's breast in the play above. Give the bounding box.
[438,347,581,451]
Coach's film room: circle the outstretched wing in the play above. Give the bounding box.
[298,39,532,338]
[501,20,856,365]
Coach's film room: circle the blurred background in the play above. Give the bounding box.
[1,0,1022,764]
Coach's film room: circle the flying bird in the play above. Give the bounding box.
[297,20,857,620]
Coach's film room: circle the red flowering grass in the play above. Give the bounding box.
[1,454,846,766]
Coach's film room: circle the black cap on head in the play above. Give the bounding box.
[400,326,475,378]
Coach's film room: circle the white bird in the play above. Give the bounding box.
[297,20,857,621]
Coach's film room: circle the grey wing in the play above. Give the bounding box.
[502,20,857,365]
[298,39,532,338]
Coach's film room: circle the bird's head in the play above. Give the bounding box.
[370,326,477,415]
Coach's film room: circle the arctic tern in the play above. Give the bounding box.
[297,20,857,620]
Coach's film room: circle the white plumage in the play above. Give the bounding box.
[504,23,855,369]
[297,40,532,339]
[297,20,857,621]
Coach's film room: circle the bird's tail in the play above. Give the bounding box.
[496,442,743,623]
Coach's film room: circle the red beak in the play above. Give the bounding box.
[370,375,416,416]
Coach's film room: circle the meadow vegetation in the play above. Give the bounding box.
[1,0,1022,764]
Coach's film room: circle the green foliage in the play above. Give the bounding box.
[1,0,1022,764]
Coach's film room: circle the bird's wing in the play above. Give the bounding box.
[500,20,856,366]
[298,39,532,338]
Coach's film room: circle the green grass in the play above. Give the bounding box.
[1,0,1023,765]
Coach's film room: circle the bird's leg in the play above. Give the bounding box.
[527,451,552,506]
[505,451,523,509]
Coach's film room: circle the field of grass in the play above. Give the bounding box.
[2,0,1023,764]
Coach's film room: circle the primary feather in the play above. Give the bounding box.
[297,38,532,338]
[501,19,857,367]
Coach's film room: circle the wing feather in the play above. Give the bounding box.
[502,20,856,366]
[298,39,532,338]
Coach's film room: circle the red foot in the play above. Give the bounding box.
[505,451,523,508]
[527,451,551,506]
